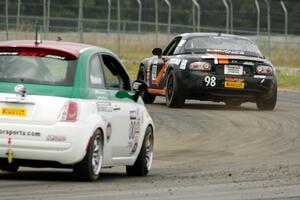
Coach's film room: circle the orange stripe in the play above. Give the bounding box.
[148,88,166,95]
[219,59,229,64]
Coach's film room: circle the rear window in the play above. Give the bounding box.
[0,51,76,86]
[184,36,262,57]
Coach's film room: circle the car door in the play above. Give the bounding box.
[149,37,182,89]
[100,53,138,159]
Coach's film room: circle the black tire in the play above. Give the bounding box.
[0,164,19,172]
[73,130,103,181]
[256,89,277,111]
[137,66,156,104]
[166,70,185,108]
[126,126,154,176]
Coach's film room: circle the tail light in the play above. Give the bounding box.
[256,65,273,74]
[59,101,78,122]
[189,62,211,71]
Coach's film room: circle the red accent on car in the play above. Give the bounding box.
[0,40,93,59]
[8,138,11,145]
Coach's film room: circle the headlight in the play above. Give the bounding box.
[256,65,273,74]
[189,62,211,71]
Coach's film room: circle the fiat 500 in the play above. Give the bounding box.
[0,40,154,181]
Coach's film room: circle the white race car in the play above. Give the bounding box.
[0,40,154,181]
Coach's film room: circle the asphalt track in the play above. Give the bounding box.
[1,90,300,200]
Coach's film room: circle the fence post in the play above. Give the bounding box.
[78,0,83,42]
[228,0,233,33]
[43,0,47,39]
[155,0,158,47]
[107,0,111,33]
[192,0,200,32]
[164,0,171,38]
[255,0,260,39]
[117,0,121,55]
[264,0,271,59]
[5,0,9,40]
[137,0,142,33]
[280,0,288,45]
[47,0,50,33]
[222,0,229,34]
[16,0,21,33]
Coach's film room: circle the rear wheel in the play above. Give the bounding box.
[126,126,154,176]
[166,70,185,108]
[137,66,156,104]
[256,89,277,111]
[73,130,103,181]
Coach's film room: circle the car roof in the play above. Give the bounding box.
[177,32,252,41]
[0,40,97,58]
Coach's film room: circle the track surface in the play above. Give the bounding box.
[1,90,300,200]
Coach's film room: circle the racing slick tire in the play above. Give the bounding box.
[0,163,19,172]
[166,70,185,108]
[126,126,154,176]
[73,130,103,181]
[138,66,156,104]
[256,89,277,111]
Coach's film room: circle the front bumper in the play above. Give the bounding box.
[0,121,91,165]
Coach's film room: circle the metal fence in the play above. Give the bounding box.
[0,0,300,65]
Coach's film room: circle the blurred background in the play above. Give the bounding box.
[0,0,299,85]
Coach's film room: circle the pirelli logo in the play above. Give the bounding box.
[224,81,245,89]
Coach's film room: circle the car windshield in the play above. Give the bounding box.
[0,52,76,86]
[184,36,262,57]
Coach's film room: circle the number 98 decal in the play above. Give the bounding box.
[204,76,216,87]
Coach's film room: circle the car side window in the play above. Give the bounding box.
[89,54,104,88]
[101,54,131,91]
[163,37,182,56]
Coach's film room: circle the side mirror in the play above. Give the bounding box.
[132,80,148,102]
[152,48,162,57]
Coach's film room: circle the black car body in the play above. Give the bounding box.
[138,33,277,110]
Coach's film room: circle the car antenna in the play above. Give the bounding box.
[35,20,42,45]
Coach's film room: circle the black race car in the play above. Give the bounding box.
[137,33,277,110]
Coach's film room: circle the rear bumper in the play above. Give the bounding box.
[0,122,92,165]
[181,72,276,102]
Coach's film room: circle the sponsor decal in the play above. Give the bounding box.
[224,77,244,82]
[129,108,141,154]
[96,102,113,112]
[152,64,157,81]
[243,61,254,66]
[46,135,66,142]
[7,149,13,164]
[253,75,266,79]
[169,58,181,65]
[0,129,41,137]
[180,59,188,69]
[207,49,245,55]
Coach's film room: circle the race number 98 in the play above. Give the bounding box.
[204,76,216,87]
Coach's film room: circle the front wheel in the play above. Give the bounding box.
[73,130,103,181]
[166,70,185,108]
[137,66,156,104]
[126,126,154,176]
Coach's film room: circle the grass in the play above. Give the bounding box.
[277,72,300,90]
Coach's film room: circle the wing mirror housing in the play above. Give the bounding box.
[152,48,162,58]
[132,80,149,102]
